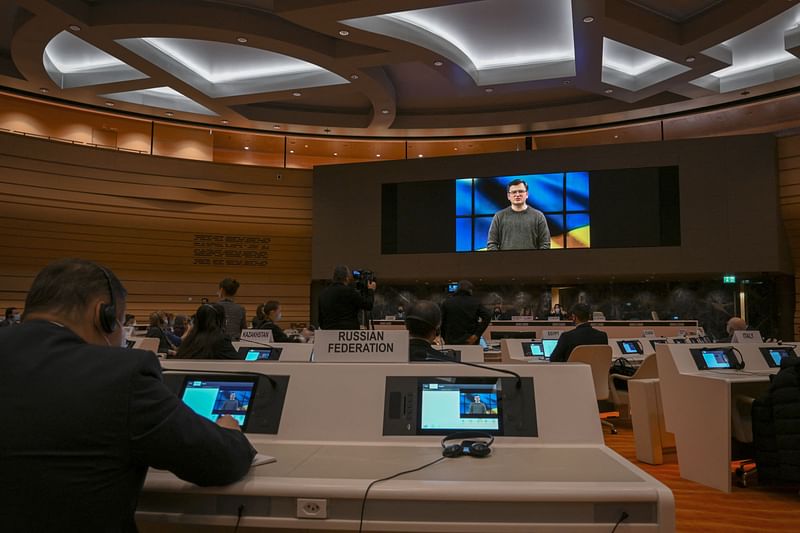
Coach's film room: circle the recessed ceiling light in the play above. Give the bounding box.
[244,146,250,150]
[304,144,309,148]
[613,135,619,139]
[433,60,444,67]
[292,92,302,97]
[165,111,173,116]
[583,16,594,23]
[236,36,248,43]
[453,147,458,151]
[105,101,114,106]
[339,29,350,36]
[221,119,229,124]
[418,154,423,158]
[685,56,695,63]
[381,109,390,114]
[333,152,338,156]
[69,24,81,31]
[604,88,613,94]
[39,87,49,93]
[350,74,359,80]
[376,154,381,157]
[290,150,295,153]
[484,88,494,93]
[273,125,280,129]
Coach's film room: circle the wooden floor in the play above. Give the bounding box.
[603,423,800,532]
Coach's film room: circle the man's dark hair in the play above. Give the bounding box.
[405,300,441,338]
[5,307,16,319]
[507,179,528,193]
[23,258,126,321]
[263,300,280,317]
[219,278,240,296]
[571,302,592,322]
[332,265,350,283]
[456,280,474,295]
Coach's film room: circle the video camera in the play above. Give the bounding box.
[351,269,376,294]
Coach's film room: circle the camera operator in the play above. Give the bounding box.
[318,265,376,329]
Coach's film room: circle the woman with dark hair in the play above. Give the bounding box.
[174,304,238,359]
[253,300,297,343]
[252,303,265,329]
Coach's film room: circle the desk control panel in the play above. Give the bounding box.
[163,372,289,434]
[383,376,537,437]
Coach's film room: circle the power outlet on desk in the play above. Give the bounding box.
[297,498,328,519]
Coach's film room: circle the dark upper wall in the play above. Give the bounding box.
[313,134,791,282]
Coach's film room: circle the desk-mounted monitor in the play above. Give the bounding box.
[180,376,258,430]
[759,346,797,368]
[617,340,643,355]
[649,339,667,350]
[689,347,738,370]
[238,346,283,361]
[383,376,537,437]
[521,341,545,358]
[542,339,558,359]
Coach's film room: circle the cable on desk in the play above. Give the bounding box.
[611,511,629,532]
[233,503,244,533]
[358,456,447,533]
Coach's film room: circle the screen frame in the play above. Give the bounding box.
[617,340,643,355]
[179,375,259,431]
[758,346,796,368]
[415,377,505,436]
[237,346,283,361]
[689,347,736,371]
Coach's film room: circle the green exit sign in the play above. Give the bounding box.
[723,275,736,284]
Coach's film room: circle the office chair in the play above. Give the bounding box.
[568,345,616,434]
[609,354,659,420]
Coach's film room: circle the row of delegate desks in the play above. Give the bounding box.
[137,337,676,532]
[374,319,699,340]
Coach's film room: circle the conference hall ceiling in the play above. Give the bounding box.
[1,0,800,137]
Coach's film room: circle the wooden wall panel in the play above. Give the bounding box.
[778,134,800,340]
[0,132,312,326]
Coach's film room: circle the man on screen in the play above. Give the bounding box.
[468,395,488,415]
[486,179,551,250]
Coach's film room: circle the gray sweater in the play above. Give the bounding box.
[486,206,551,250]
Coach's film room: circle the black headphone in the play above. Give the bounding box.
[97,266,117,334]
[441,431,494,458]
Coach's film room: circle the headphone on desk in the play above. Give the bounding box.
[441,431,494,458]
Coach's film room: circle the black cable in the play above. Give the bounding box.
[358,457,446,533]
[610,511,629,533]
[233,503,245,533]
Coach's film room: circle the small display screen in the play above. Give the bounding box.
[542,339,558,359]
[180,376,257,429]
[447,282,459,293]
[649,339,667,349]
[479,336,489,349]
[522,341,544,357]
[418,378,502,434]
[759,346,796,368]
[617,340,643,355]
[690,348,735,370]
[237,346,282,361]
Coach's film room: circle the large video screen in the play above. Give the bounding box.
[381,166,679,254]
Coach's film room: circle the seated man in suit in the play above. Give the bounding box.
[549,302,609,363]
[405,300,453,362]
[0,258,256,531]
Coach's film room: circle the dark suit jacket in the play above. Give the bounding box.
[549,322,609,363]
[318,282,374,330]
[0,320,255,532]
[440,291,492,345]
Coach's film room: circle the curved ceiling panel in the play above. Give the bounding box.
[43,31,147,88]
[117,37,348,98]
[344,0,575,86]
[101,86,217,116]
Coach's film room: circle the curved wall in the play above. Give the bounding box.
[0,132,312,325]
